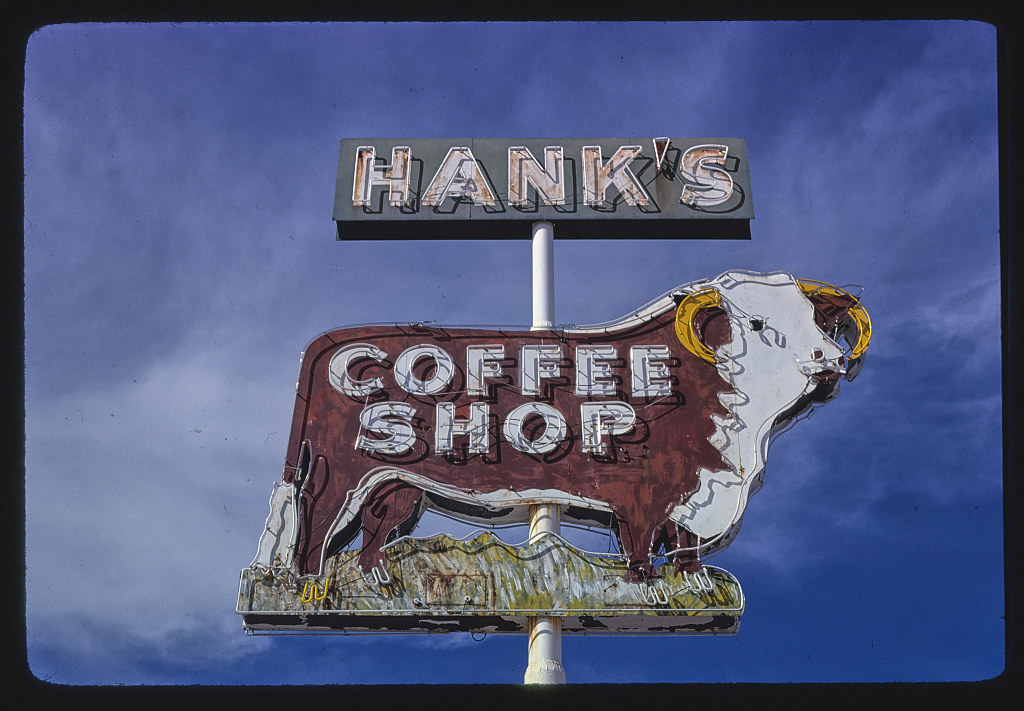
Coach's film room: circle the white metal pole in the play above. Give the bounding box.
[524,220,566,685]
[531,221,555,331]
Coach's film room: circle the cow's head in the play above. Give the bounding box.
[668,270,872,555]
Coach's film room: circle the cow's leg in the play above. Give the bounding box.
[672,525,702,574]
[615,501,666,582]
[296,455,330,575]
[642,523,701,578]
[358,481,422,572]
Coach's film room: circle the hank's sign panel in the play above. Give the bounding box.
[334,137,753,239]
[251,271,870,588]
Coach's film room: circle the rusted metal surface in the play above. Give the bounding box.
[352,146,413,208]
[239,270,870,634]
[239,531,744,634]
[282,311,732,581]
[248,270,870,593]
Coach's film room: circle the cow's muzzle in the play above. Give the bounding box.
[797,351,847,382]
[797,279,872,380]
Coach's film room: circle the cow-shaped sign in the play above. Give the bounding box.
[251,270,870,581]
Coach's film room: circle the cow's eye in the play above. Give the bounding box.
[749,318,764,331]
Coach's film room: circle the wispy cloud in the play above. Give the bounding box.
[23,20,1002,684]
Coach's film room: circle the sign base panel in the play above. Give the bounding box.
[239,612,738,635]
[238,532,743,635]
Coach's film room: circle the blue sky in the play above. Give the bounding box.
[22,20,1005,685]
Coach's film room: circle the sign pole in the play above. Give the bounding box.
[530,220,555,330]
[524,220,567,685]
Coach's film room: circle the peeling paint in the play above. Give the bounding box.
[239,532,743,634]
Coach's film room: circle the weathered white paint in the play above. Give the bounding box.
[508,146,565,206]
[320,466,614,565]
[466,345,505,396]
[525,502,565,684]
[630,344,672,398]
[527,222,564,683]
[679,144,734,206]
[344,140,750,216]
[356,402,418,455]
[251,481,298,569]
[351,145,412,207]
[668,270,849,552]
[393,344,456,395]
[524,616,565,684]
[520,344,562,396]
[254,270,857,579]
[574,344,618,396]
[328,343,387,397]
[435,402,490,455]
[239,549,745,635]
[581,145,650,206]
[422,147,498,206]
[501,402,568,454]
[580,401,636,455]
[332,340,669,401]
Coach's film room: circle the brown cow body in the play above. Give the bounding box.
[269,271,866,581]
[284,308,732,580]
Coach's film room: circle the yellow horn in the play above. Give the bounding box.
[797,279,872,359]
[674,287,723,364]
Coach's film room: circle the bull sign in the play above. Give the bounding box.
[243,270,870,620]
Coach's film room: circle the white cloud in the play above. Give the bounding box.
[24,341,294,673]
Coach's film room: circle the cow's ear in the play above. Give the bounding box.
[674,288,727,364]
